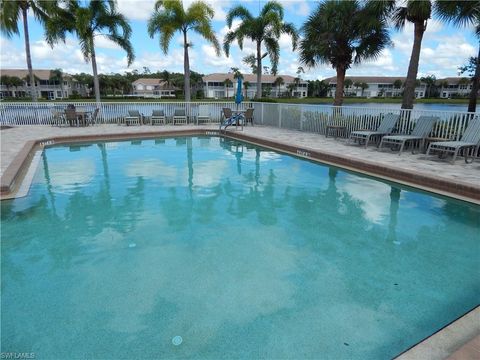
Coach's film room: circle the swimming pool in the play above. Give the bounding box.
[1,136,479,359]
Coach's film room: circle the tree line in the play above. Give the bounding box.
[1,0,478,111]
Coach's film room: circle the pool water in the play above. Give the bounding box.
[1,136,479,359]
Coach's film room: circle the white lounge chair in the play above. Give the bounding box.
[349,113,400,148]
[173,109,187,125]
[151,110,166,125]
[379,116,438,155]
[426,116,480,163]
[196,105,211,125]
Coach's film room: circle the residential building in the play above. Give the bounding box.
[437,77,474,99]
[132,78,176,98]
[202,73,308,99]
[324,76,427,99]
[0,69,89,99]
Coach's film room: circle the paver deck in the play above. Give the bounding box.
[1,124,478,197]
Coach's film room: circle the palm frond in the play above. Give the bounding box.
[193,21,220,55]
[282,22,299,50]
[260,1,284,19]
[0,0,21,37]
[223,31,237,56]
[226,5,252,28]
[434,0,480,29]
[264,36,280,75]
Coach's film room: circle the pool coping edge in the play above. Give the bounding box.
[2,128,479,204]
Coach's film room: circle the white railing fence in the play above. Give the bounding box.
[0,101,477,142]
[0,101,254,126]
[252,102,477,141]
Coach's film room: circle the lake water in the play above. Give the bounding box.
[343,103,473,113]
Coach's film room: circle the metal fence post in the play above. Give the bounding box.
[279,104,282,128]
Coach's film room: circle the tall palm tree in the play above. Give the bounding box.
[243,80,251,98]
[299,1,391,106]
[360,82,369,97]
[224,78,233,98]
[392,1,432,109]
[148,0,220,102]
[160,70,174,87]
[273,76,284,97]
[420,74,436,98]
[49,68,64,98]
[286,83,295,97]
[1,0,59,102]
[231,67,243,80]
[46,0,134,106]
[435,1,479,112]
[224,1,298,99]
[344,78,353,96]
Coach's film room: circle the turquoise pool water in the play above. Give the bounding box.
[1,136,479,359]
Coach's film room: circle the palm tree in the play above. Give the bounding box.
[286,83,296,97]
[420,74,436,98]
[224,78,233,98]
[243,80,251,98]
[392,1,433,109]
[46,0,134,106]
[273,76,284,97]
[49,68,64,99]
[393,79,403,89]
[360,82,369,97]
[344,78,353,96]
[224,1,298,99]
[299,1,391,106]
[160,70,172,86]
[1,1,59,102]
[435,1,479,112]
[231,67,243,80]
[148,0,220,102]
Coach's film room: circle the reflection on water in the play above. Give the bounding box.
[1,137,479,359]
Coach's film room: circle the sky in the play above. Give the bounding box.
[0,0,478,81]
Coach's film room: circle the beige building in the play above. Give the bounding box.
[0,69,89,100]
[132,78,176,98]
[324,76,427,98]
[202,73,308,99]
[437,77,474,99]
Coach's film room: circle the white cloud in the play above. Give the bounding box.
[117,0,156,21]
[117,0,229,22]
[280,0,311,17]
[94,35,123,50]
[202,44,233,67]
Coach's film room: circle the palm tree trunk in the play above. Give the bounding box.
[468,48,479,113]
[402,21,425,110]
[334,66,346,106]
[183,30,191,102]
[91,44,101,107]
[256,41,262,99]
[22,7,37,102]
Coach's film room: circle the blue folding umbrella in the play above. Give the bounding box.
[235,77,243,108]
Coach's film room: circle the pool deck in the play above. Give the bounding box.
[0,124,479,358]
[1,124,479,202]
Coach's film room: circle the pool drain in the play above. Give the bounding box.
[172,336,183,346]
[129,243,136,248]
